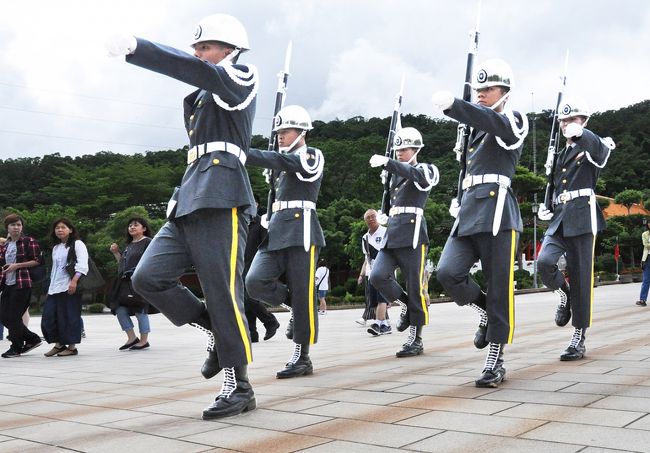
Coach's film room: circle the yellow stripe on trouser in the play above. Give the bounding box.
[308,245,316,344]
[589,234,596,327]
[418,244,429,325]
[507,230,516,343]
[229,208,252,363]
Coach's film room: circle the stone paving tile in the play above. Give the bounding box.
[404,430,582,453]
[522,421,650,452]
[580,448,639,453]
[0,420,123,446]
[539,372,648,385]
[298,439,409,452]
[182,425,329,452]
[135,400,206,418]
[349,380,411,391]
[588,395,650,413]
[77,393,173,409]
[388,382,497,399]
[316,388,415,405]
[608,367,650,377]
[299,401,427,423]
[478,388,605,406]
[218,408,330,431]
[396,410,546,436]
[293,418,440,448]
[0,439,68,452]
[392,395,519,414]
[103,413,225,438]
[496,403,645,427]
[561,382,650,398]
[1,399,145,425]
[490,378,575,392]
[0,395,29,406]
[627,414,650,430]
[0,412,52,430]
[252,383,322,398]
[253,397,330,412]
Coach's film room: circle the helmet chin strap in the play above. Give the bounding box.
[490,91,510,111]
[278,130,306,153]
[220,48,241,65]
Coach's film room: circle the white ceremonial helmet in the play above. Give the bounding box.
[273,105,313,131]
[473,58,514,90]
[393,127,424,151]
[557,97,591,120]
[191,14,250,50]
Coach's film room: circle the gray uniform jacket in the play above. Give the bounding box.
[545,128,611,237]
[247,146,326,251]
[126,38,256,218]
[384,159,436,249]
[445,99,525,236]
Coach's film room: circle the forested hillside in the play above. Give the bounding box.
[2,100,649,291]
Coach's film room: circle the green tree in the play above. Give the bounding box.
[615,189,644,215]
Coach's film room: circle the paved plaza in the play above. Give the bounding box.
[0,283,649,452]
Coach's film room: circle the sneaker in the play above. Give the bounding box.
[1,349,20,358]
[355,318,366,326]
[379,324,392,335]
[367,323,381,336]
[21,341,42,354]
[636,300,647,306]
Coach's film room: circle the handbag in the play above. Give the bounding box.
[116,269,145,307]
[65,243,105,292]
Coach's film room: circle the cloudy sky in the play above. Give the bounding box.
[1,0,648,160]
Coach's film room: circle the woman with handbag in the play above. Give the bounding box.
[110,217,155,350]
[41,218,88,357]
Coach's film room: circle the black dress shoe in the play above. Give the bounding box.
[475,365,506,387]
[202,366,256,419]
[474,325,488,349]
[560,345,585,361]
[202,350,222,379]
[263,319,280,341]
[130,342,150,350]
[395,338,423,358]
[285,317,294,340]
[276,357,313,379]
[119,338,140,351]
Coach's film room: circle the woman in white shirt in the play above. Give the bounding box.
[41,218,89,357]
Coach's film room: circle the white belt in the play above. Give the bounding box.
[555,188,594,204]
[389,206,423,217]
[272,200,316,212]
[187,141,246,165]
[462,174,511,190]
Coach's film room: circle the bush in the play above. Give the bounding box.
[514,269,533,289]
[330,285,346,297]
[87,303,106,314]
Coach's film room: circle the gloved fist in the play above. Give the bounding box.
[448,198,460,218]
[377,213,388,225]
[562,122,583,139]
[260,213,269,230]
[538,203,553,221]
[105,32,137,57]
[369,154,389,168]
[432,90,455,110]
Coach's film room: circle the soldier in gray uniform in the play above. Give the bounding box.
[537,98,615,361]
[368,127,440,357]
[245,105,326,379]
[106,14,258,419]
[432,58,529,387]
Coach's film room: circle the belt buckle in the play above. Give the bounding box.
[272,201,280,212]
[559,192,569,204]
[389,207,396,216]
[462,176,471,190]
[187,148,197,164]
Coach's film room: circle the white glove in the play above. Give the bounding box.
[538,203,553,221]
[260,213,269,229]
[369,154,389,168]
[377,213,389,225]
[562,122,584,139]
[448,198,460,218]
[105,32,138,57]
[432,90,455,110]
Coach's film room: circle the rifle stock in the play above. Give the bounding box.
[380,75,405,216]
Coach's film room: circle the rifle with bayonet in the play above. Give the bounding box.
[379,75,405,217]
[454,0,481,204]
[543,50,569,211]
[265,41,293,222]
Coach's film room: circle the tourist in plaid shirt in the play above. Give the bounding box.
[0,213,43,358]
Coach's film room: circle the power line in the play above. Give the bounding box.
[0,105,185,131]
[0,128,176,149]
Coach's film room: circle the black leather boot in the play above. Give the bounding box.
[276,343,313,378]
[475,343,506,388]
[396,325,423,357]
[264,318,280,341]
[470,292,488,349]
[202,365,256,419]
[555,281,571,327]
[560,328,586,361]
[190,306,222,380]
[396,293,410,332]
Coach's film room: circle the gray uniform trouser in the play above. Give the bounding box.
[437,230,518,344]
[538,230,596,329]
[246,245,319,345]
[369,244,429,327]
[132,208,251,368]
